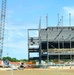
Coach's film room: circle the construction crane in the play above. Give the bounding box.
[0,0,7,60]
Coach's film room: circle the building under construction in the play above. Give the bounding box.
[28,14,74,63]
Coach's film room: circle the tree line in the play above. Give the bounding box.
[2,56,28,62]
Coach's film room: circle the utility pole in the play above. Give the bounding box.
[0,0,7,60]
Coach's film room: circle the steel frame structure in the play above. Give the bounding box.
[28,14,74,63]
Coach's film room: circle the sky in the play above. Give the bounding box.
[0,0,74,59]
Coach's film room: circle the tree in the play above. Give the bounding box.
[2,56,18,62]
[2,57,11,61]
[2,56,28,62]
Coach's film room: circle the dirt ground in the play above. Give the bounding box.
[0,68,74,75]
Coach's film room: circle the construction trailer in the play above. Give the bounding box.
[28,26,74,64]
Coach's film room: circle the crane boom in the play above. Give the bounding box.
[0,0,7,59]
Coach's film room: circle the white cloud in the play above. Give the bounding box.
[4,29,27,42]
[5,23,38,30]
[6,9,13,20]
[4,41,27,49]
[63,7,74,17]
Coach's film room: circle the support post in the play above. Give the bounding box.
[69,13,72,62]
[57,13,59,26]
[46,14,49,63]
[46,14,48,28]
[39,17,41,64]
[58,40,60,63]
[28,30,30,61]
[47,30,49,63]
